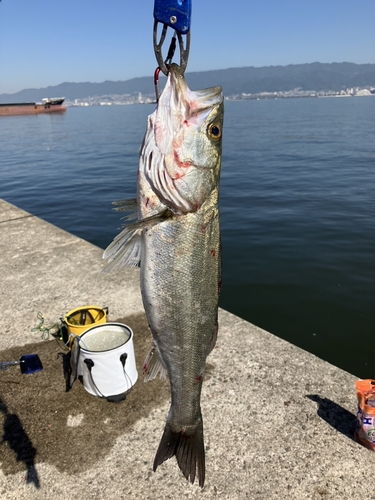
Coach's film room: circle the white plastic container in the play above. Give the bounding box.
[77,322,138,402]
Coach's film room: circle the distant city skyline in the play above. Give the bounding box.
[0,0,374,94]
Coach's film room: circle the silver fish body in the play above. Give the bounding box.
[104,64,224,487]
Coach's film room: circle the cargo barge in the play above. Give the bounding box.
[0,97,66,116]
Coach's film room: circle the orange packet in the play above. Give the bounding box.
[355,379,375,450]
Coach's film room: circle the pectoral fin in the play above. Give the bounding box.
[112,198,138,221]
[102,209,172,272]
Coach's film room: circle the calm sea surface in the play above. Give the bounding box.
[1,97,374,377]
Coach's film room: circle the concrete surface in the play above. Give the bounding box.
[0,198,373,499]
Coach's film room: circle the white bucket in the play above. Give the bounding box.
[77,322,138,402]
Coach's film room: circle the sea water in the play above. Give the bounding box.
[1,97,375,377]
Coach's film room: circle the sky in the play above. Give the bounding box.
[0,0,374,95]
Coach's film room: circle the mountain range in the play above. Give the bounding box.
[1,62,374,103]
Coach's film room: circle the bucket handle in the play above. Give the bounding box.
[120,353,135,389]
[84,359,106,398]
[84,353,133,399]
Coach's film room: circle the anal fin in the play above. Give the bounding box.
[143,343,168,382]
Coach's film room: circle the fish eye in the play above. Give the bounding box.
[207,122,222,140]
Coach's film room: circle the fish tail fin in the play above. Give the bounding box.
[153,418,205,487]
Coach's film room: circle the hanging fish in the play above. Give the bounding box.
[104,63,224,487]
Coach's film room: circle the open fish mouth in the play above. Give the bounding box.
[162,63,223,128]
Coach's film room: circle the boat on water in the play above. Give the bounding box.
[0,97,66,116]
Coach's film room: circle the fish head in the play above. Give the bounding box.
[150,64,224,213]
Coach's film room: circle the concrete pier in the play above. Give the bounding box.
[0,198,373,499]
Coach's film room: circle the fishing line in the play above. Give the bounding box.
[31,312,69,350]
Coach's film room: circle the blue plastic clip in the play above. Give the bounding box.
[154,0,192,35]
